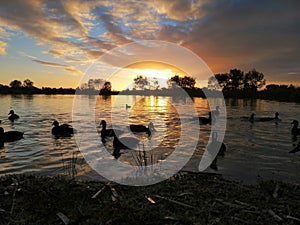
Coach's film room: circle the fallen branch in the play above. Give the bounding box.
[286,215,300,222]
[56,212,70,225]
[91,186,106,199]
[268,209,282,221]
[153,195,196,209]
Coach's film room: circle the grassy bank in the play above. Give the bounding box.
[0,172,299,225]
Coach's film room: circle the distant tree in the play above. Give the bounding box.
[93,79,105,90]
[134,75,149,90]
[23,79,34,88]
[243,69,266,90]
[227,69,244,90]
[102,81,112,92]
[167,75,196,89]
[88,79,95,90]
[149,77,160,90]
[167,75,180,88]
[9,80,22,89]
[214,74,230,90]
[181,76,196,89]
[100,81,112,95]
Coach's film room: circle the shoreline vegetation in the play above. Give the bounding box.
[1,68,300,103]
[0,172,299,224]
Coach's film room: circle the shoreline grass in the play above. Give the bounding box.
[0,172,299,224]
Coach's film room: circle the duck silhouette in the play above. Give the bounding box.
[8,110,19,122]
[291,120,300,135]
[198,112,213,125]
[0,127,24,147]
[126,104,131,109]
[52,120,74,136]
[100,120,123,140]
[289,142,300,153]
[258,112,280,122]
[129,122,155,136]
[241,113,255,122]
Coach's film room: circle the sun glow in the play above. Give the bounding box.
[109,61,191,91]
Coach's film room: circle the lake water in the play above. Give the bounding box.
[0,94,300,184]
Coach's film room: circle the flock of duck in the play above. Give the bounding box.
[1,106,300,157]
[0,108,156,154]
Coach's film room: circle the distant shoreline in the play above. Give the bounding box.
[1,88,300,103]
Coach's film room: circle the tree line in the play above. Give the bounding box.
[1,70,300,102]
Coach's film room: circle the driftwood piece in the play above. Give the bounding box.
[268,209,282,221]
[153,195,196,209]
[56,212,70,225]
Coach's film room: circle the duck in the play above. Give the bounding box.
[291,120,300,135]
[112,134,140,149]
[100,120,123,140]
[52,120,74,136]
[8,110,19,122]
[198,112,213,125]
[289,142,300,153]
[258,112,280,122]
[0,127,24,147]
[126,104,131,109]
[240,113,255,122]
[129,122,155,136]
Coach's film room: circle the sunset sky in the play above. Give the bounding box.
[0,0,299,89]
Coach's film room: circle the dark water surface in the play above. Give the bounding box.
[0,95,299,184]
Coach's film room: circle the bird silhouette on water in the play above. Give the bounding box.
[8,110,19,122]
[100,120,123,142]
[52,120,75,137]
[0,127,24,148]
[291,120,300,135]
[129,122,155,136]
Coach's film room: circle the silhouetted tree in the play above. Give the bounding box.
[10,80,22,89]
[134,75,149,90]
[103,81,112,92]
[168,75,196,89]
[227,69,244,90]
[100,81,112,95]
[149,77,160,90]
[23,79,34,88]
[214,74,230,90]
[243,69,266,90]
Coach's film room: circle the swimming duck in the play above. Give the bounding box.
[240,113,255,122]
[198,112,213,125]
[258,112,280,122]
[291,120,300,135]
[52,120,74,136]
[8,110,19,122]
[100,120,123,139]
[129,122,155,136]
[0,127,23,147]
[289,142,300,153]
